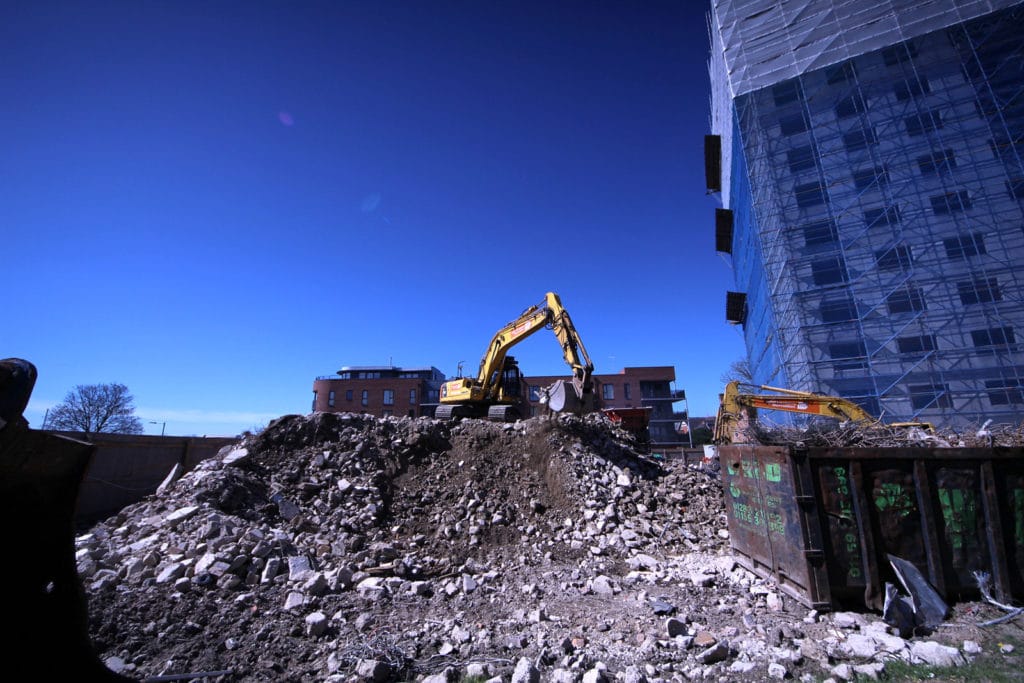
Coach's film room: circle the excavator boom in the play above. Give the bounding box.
[438,292,594,420]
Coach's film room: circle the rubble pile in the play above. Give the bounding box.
[743,418,1024,449]
[80,413,1013,682]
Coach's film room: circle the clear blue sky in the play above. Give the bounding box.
[5,1,744,436]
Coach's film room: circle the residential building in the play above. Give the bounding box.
[312,366,446,418]
[312,364,691,449]
[708,0,1024,426]
[524,366,691,450]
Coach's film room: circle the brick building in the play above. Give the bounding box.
[311,366,445,418]
[522,366,691,450]
[312,364,690,450]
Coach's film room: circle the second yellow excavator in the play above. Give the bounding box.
[437,292,595,421]
[713,381,932,445]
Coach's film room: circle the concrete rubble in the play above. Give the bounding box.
[80,412,1007,681]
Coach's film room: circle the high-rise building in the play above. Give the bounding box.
[708,0,1024,426]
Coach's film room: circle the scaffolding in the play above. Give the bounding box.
[712,1,1024,426]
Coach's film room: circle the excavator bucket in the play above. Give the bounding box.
[544,379,585,414]
[0,359,134,681]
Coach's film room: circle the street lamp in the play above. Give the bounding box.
[149,421,166,436]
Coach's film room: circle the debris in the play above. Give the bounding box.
[77,412,1014,682]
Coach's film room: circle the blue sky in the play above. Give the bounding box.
[5,1,744,436]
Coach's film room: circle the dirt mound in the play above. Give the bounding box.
[79,413,1018,682]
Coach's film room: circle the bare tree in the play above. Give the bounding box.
[720,358,754,385]
[48,383,144,435]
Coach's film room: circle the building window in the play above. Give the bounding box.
[346,390,353,401]
[772,80,802,106]
[803,219,838,247]
[409,389,416,404]
[786,145,817,173]
[958,277,1001,305]
[931,190,972,215]
[826,62,856,85]
[795,182,827,208]
[853,166,888,190]
[918,149,956,176]
[624,383,631,400]
[944,233,986,259]
[875,243,913,271]
[905,110,943,136]
[986,379,1024,406]
[864,205,901,227]
[383,409,392,417]
[882,42,918,66]
[529,385,540,401]
[602,384,614,400]
[844,127,878,152]
[312,390,317,411]
[779,112,810,136]
[894,76,930,101]
[971,326,1015,350]
[909,383,951,410]
[1008,177,1024,200]
[361,390,369,407]
[835,93,866,119]
[829,341,867,367]
[811,256,847,285]
[887,285,925,314]
[383,389,394,405]
[897,334,937,355]
[820,297,858,323]
[328,390,336,408]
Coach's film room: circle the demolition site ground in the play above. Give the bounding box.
[78,412,1024,682]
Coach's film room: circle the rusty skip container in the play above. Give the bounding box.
[718,445,1024,611]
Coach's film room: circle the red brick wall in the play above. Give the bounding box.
[312,378,427,418]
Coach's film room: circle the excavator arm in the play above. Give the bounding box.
[439,292,595,419]
[714,381,876,445]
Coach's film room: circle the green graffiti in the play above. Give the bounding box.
[938,488,977,551]
[765,463,782,482]
[729,483,742,498]
[874,482,912,517]
[1015,489,1024,548]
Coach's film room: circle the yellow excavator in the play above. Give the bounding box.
[713,381,932,445]
[437,292,595,421]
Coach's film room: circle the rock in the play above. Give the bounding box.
[305,611,328,637]
[287,555,314,581]
[591,575,615,595]
[910,641,966,667]
[104,656,128,674]
[666,618,687,638]
[650,597,674,615]
[840,634,880,659]
[165,505,200,526]
[550,669,577,683]
[728,660,757,674]
[155,563,185,584]
[767,662,787,679]
[963,640,982,655]
[465,662,490,678]
[831,612,866,629]
[511,657,540,683]
[355,658,391,682]
[765,591,783,611]
[852,662,885,680]
[581,667,605,683]
[222,447,249,466]
[627,554,659,571]
[697,640,730,664]
[283,591,304,610]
